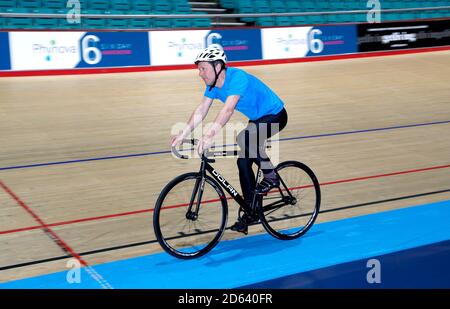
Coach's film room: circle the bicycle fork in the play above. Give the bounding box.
[186,157,213,221]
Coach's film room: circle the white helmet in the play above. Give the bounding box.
[194,46,227,65]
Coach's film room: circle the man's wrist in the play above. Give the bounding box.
[204,132,215,139]
[181,128,191,138]
[206,123,222,139]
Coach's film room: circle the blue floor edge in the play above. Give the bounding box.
[240,238,450,288]
[1,199,450,288]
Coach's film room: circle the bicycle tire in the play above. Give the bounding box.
[258,161,321,240]
[153,172,228,259]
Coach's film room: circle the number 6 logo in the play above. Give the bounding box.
[308,29,324,54]
[82,35,102,65]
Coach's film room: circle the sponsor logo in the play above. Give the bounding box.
[277,34,307,52]
[212,169,238,197]
[168,37,203,57]
[32,40,77,61]
[207,32,250,51]
[381,32,417,44]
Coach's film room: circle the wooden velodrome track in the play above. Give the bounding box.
[1,50,449,283]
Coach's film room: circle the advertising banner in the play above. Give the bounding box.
[358,19,450,52]
[0,32,11,71]
[262,27,310,60]
[262,25,357,60]
[306,25,357,56]
[149,30,209,66]
[9,32,150,71]
[204,28,262,61]
[76,32,150,68]
[9,32,82,71]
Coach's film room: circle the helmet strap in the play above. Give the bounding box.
[209,61,225,91]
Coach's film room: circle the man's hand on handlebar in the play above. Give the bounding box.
[197,135,214,155]
[170,134,184,148]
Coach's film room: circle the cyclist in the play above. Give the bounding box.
[171,46,288,234]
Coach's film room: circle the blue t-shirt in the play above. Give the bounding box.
[203,67,284,120]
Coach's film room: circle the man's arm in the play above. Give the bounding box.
[172,96,213,146]
[203,95,239,139]
[197,95,240,153]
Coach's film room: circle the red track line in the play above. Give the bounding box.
[0,197,225,235]
[0,225,42,235]
[0,180,113,288]
[1,163,449,236]
[160,197,225,211]
[319,164,450,187]
[0,180,90,267]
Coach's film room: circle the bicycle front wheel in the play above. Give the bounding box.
[153,172,228,259]
[259,161,321,240]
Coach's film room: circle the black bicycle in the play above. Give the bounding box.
[153,139,321,259]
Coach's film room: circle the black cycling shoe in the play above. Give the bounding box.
[230,219,248,235]
[230,214,258,235]
[255,177,280,195]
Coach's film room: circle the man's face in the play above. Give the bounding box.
[197,62,218,86]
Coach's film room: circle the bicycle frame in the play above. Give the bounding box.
[198,154,296,218]
[173,140,295,219]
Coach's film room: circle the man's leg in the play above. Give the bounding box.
[236,124,258,205]
[253,109,288,193]
[232,109,288,232]
[232,124,259,234]
[237,158,255,205]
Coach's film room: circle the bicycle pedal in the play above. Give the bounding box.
[238,228,248,235]
[231,227,248,235]
[242,226,249,235]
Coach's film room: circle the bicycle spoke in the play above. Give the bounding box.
[154,174,227,258]
[259,162,320,240]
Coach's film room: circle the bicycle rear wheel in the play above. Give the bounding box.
[153,172,228,259]
[259,161,320,240]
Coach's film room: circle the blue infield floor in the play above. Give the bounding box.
[2,200,450,289]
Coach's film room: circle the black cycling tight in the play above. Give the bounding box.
[236,108,288,204]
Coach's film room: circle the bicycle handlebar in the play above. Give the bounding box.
[171,138,254,161]
[171,139,198,160]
